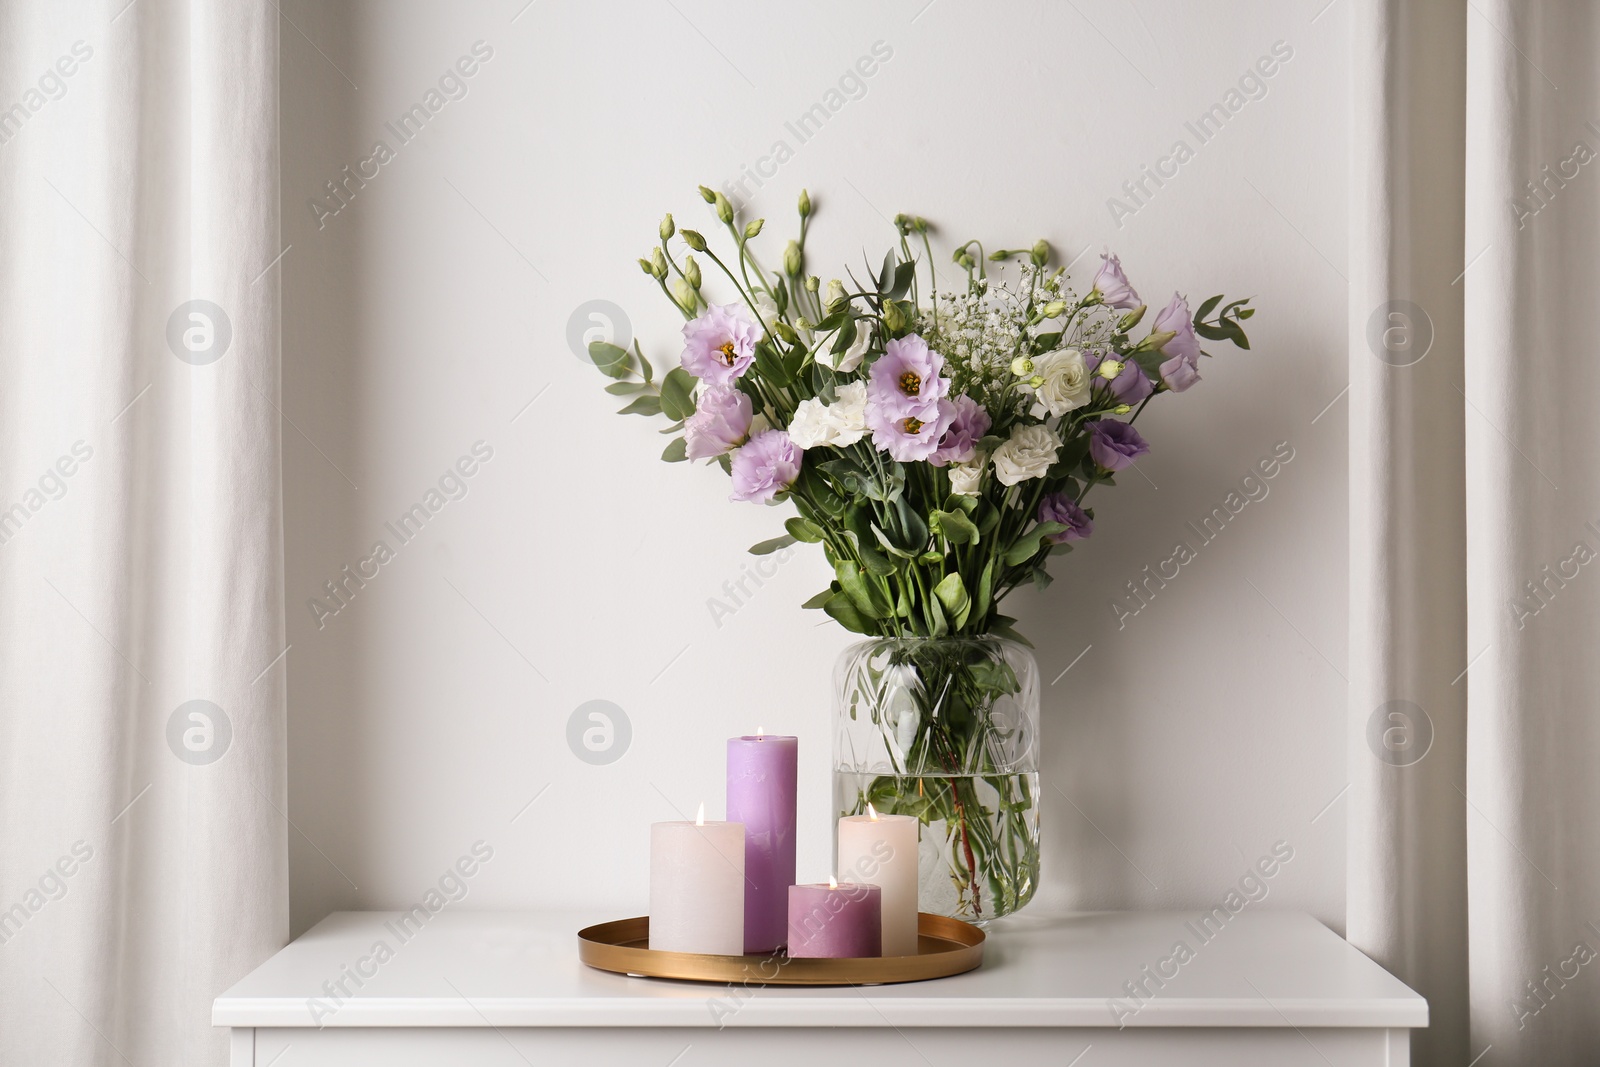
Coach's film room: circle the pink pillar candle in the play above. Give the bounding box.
[786,882,882,958]
[727,734,797,954]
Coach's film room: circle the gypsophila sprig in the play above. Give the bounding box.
[586,187,1256,642]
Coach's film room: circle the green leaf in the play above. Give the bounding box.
[753,342,792,387]
[925,588,949,637]
[659,367,697,421]
[824,592,873,634]
[588,340,633,378]
[1194,295,1223,323]
[605,381,648,395]
[831,316,858,355]
[800,588,835,610]
[1194,321,1231,341]
[877,249,897,293]
[785,517,825,543]
[990,615,1033,648]
[973,557,996,622]
[660,437,688,463]
[835,561,888,619]
[636,343,654,383]
[1004,522,1067,566]
[749,534,797,555]
[887,260,917,300]
[931,509,980,545]
[933,572,971,630]
[617,394,662,416]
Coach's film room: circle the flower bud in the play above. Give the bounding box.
[1113,404,1132,415]
[784,240,802,276]
[681,229,707,251]
[804,275,820,293]
[797,189,812,217]
[893,213,911,235]
[1010,356,1034,376]
[883,300,909,333]
[637,257,654,276]
[650,247,668,278]
[697,185,717,203]
[987,249,1010,262]
[1118,304,1147,331]
[684,255,702,289]
[1028,375,1045,388]
[715,192,734,224]
[670,277,697,313]
[1141,329,1176,352]
[826,279,846,305]
[1097,359,1125,380]
[1031,239,1050,266]
[659,213,675,240]
[743,217,764,239]
[1041,300,1067,318]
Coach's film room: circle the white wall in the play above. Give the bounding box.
[280,0,1350,938]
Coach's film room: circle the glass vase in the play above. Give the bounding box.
[832,635,1041,924]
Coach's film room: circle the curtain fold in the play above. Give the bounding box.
[0,2,286,1064]
[1353,0,1600,1063]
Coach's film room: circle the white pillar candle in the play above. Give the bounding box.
[837,806,920,956]
[650,806,745,955]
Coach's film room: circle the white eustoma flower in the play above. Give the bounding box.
[787,381,868,449]
[1025,347,1091,418]
[826,380,868,445]
[817,322,872,372]
[786,399,833,449]
[948,460,984,496]
[992,423,1061,486]
[751,291,781,340]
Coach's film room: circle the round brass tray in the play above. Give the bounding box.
[577,913,984,986]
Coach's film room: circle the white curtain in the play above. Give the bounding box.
[1351,1,1600,1063]
[0,2,286,1065]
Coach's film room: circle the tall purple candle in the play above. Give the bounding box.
[726,733,797,954]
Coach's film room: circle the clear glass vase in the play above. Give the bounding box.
[832,635,1041,924]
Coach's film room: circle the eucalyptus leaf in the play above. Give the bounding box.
[749,534,797,555]
[588,340,633,378]
[785,516,825,543]
[617,394,662,416]
[659,367,697,421]
[824,593,873,634]
[660,437,688,463]
[605,381,648,395]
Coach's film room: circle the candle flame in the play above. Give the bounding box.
[828,876,839,890]
[756,725,765,738]
[867,802,879,822]
[695,801,705,826]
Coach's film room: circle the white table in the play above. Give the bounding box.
[214,909,1426,1066]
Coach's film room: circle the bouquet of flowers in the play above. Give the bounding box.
[590,186,1253,918]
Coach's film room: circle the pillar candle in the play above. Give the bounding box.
[787,882,881,958]
[649,810,745,955]
[726,733,797,954]
[837,808,920,956]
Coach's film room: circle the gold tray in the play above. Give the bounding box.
[577,913,984,986]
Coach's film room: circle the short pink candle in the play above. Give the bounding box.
[786,882,882,958]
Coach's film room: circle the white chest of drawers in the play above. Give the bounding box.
[214,908,1425,1065]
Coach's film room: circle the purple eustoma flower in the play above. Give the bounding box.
[927,395,991,468]
[1152,292,1202,369]
[866,398,956,462]
[1091,253,1141,311]
[1037,492,1093,543]
[681,303,761,386]
[683,384,752,460]
[867,333,950,421]
[1086,350,1154,405]
[729,429,801,503]
[1088,419,1150,471]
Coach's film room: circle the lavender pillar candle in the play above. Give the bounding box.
[787,882,882,958]
[726,733,797,953]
